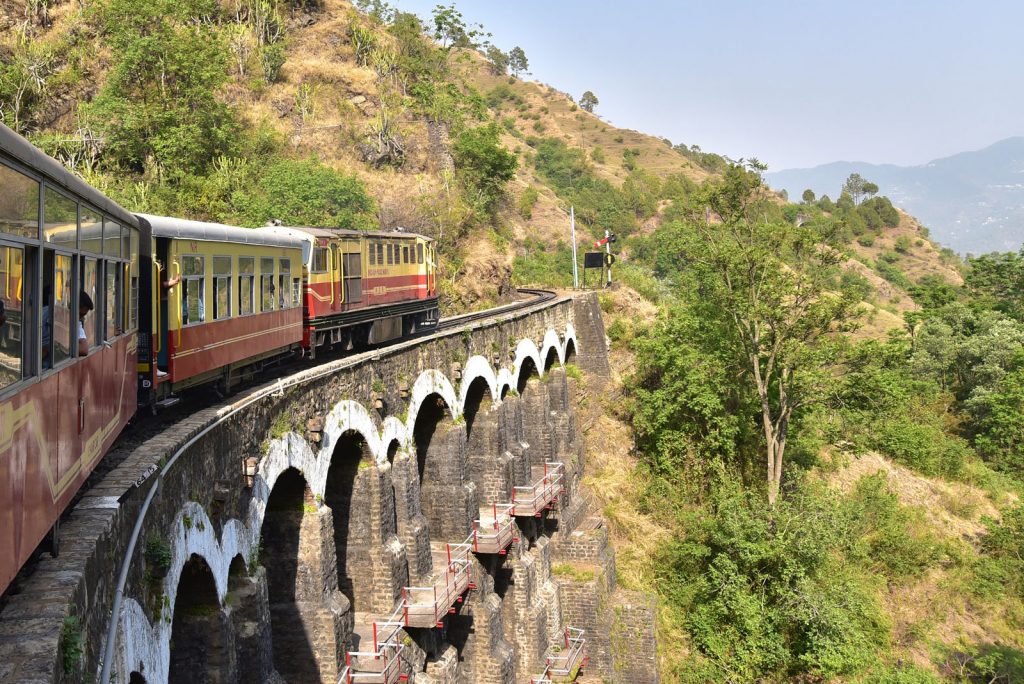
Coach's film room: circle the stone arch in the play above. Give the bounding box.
[169,554,231,684]
[564,337,577,365]
[542,344,560,373]
[516,355,540,395]
[463,374,510,505]
[324,430,378,612]
[414,392,475,540]
[260,468,330,683]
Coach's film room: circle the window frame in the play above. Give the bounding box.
[180,254,206,327]
[238,256,255,316]
[213,255,232,321]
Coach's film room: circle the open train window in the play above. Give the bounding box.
[44,252,73,369]
[104,259,121,339]
[213,256,231,320]
[260,257,275,311]
[181,255,205,326]
[81,257,100,347]
[278,257,290,308]
[238,256,254,315]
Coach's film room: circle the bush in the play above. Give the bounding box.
[857,235,875,247]
[872,416,969,478]
[237,158,375,228]
[517,186,539,220]
[451,123,517,215]
[894,235,913,253]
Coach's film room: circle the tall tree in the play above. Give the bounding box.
[485,45,509,75]
[508,46,529,77]
[679,163,860,505]
[802,188,816,204]
[579,90,599,112]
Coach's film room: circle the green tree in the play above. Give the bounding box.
[802,188,816,204]
[451,122,517,215]
[237,158,375,229]
[431,3,487,50]
[677,164,860,505]
[579,90,599,113]
[842,172,875,205]
[484,45,508,75]
[84,0,239,176]
[508,46,529,77]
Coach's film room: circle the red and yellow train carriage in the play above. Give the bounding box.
[0,123,142,594]
[260,226,438,356]
[137,215,306,402]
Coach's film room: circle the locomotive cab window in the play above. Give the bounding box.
[312,247,328,274]
[417,243,424,264]
[181,255,205,326]
[238,256,255,315]
[213,256,232,320]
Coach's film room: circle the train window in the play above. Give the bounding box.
[0,244,25,389]
[260,257,275,312]
[368,243,376,266]
[120,225,130,261]
[238,256,254,315]
[82,257,99,349]
[105,260,121,339]
[278,258,290,308]
[181,255,205,326]
[43,188,77,249]
[403,245,410,264]
[103,220,121,258]
[213,256,231,320]
[128,230,139,331]
[80,208,102,255]
[386,244,393,265]
[312,247,328,274]
[376,243,384,265]
[47,253,73,368]
[292,277,301,308]
[417,243,424,264]
[0,164,39,240]
[342,253,362,302]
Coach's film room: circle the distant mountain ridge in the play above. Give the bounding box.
[766,137,1024,254]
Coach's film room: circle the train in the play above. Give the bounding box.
[0,122,439,596]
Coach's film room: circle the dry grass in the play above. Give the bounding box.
[849,211,964,287]
[825,451,998,541]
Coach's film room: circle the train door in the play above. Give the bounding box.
[330,243,341,311]
[427,244,436,295]
[156,238,171,374]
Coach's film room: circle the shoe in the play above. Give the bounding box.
[156,369,168,377]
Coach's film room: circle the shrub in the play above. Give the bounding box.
[857,235,875,247]
[872,416,969,478]
[894,235,912,253]
[517,186,539,220]
[238,158,375,228]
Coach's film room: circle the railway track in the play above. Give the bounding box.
[1,287,559,606]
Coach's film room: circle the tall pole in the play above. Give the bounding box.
[604,228,611,287]
[570,206,579,289]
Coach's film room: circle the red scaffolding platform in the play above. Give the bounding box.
[511,462,565,518]
[530,626,588,683]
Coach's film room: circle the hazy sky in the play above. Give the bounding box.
[393,0,1024,171]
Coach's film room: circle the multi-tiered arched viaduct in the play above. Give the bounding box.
[0,293,658,684]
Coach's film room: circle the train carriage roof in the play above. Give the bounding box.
[140,214,306,250]
[0,122,139,229]
[277,226,433,242]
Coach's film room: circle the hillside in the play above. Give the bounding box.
[7,2,1024,682]
[766,137,1024,254]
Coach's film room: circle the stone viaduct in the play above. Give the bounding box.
[0,293,658,684]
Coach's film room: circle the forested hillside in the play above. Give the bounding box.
[3,1,1024,682]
